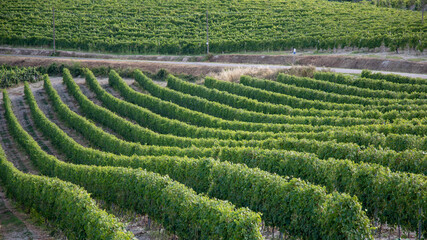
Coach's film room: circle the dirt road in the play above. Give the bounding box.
[1,46,426,74]
[1,54,426,79]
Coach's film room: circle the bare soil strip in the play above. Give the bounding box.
[0,46,426,74]
[1,55,426,79]
[210,54,427,74]
[0,187,56,240]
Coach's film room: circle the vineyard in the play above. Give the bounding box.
[0,66,425,239]
[332,0,424,10]
[0,0,426,54]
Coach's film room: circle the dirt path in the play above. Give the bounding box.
[0,187,56,240]
[1,54,426,79]
[0,46,426,74]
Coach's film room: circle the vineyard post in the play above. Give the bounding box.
[206,10,209,54]
[52,7,56,54]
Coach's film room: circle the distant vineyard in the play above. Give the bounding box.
[0,0,426,54]
[330,0,423,10]
[0,66,425,239]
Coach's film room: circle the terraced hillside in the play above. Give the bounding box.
[0,68,425,239]
[0,0,426,54]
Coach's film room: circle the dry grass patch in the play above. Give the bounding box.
[207,65,331,83]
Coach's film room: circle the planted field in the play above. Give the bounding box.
[0,67,425,239]
[334,0,423,10]
[0,0,425,54]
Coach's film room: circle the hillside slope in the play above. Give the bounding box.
[0,0,426,54]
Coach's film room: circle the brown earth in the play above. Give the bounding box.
[1,46,426,74]
[210,54,427,74]
[0,187,57,240]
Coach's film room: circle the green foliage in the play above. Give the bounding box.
[208,75,427,121]
[218,148,427,233]
[233,74,427,120]
[0,65,42,88]
[46,63,62,76]
[287,130,427,152]
[275,74,427,112]
[0,0,425,53]
[137,71,379,126]
[25,80,375,239]
[240,74,427,109]
[361,70,427,85]
[1,91,134,240]
[5,84,263,240]
[314,70,427,96]
[332,0,423,10]
[48,69,427,173]
[26,78,426,237]
[45,72,216,157]
[179,75,382,115]
[12,66,426,237]
[64,69,427,174]
[98,69,278,141]
[70,68,241,148]
[0,64,166,89]
[117,70,349,132]
[126,70,427,136]
[108,70,427,151]
[154,68,169,81]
